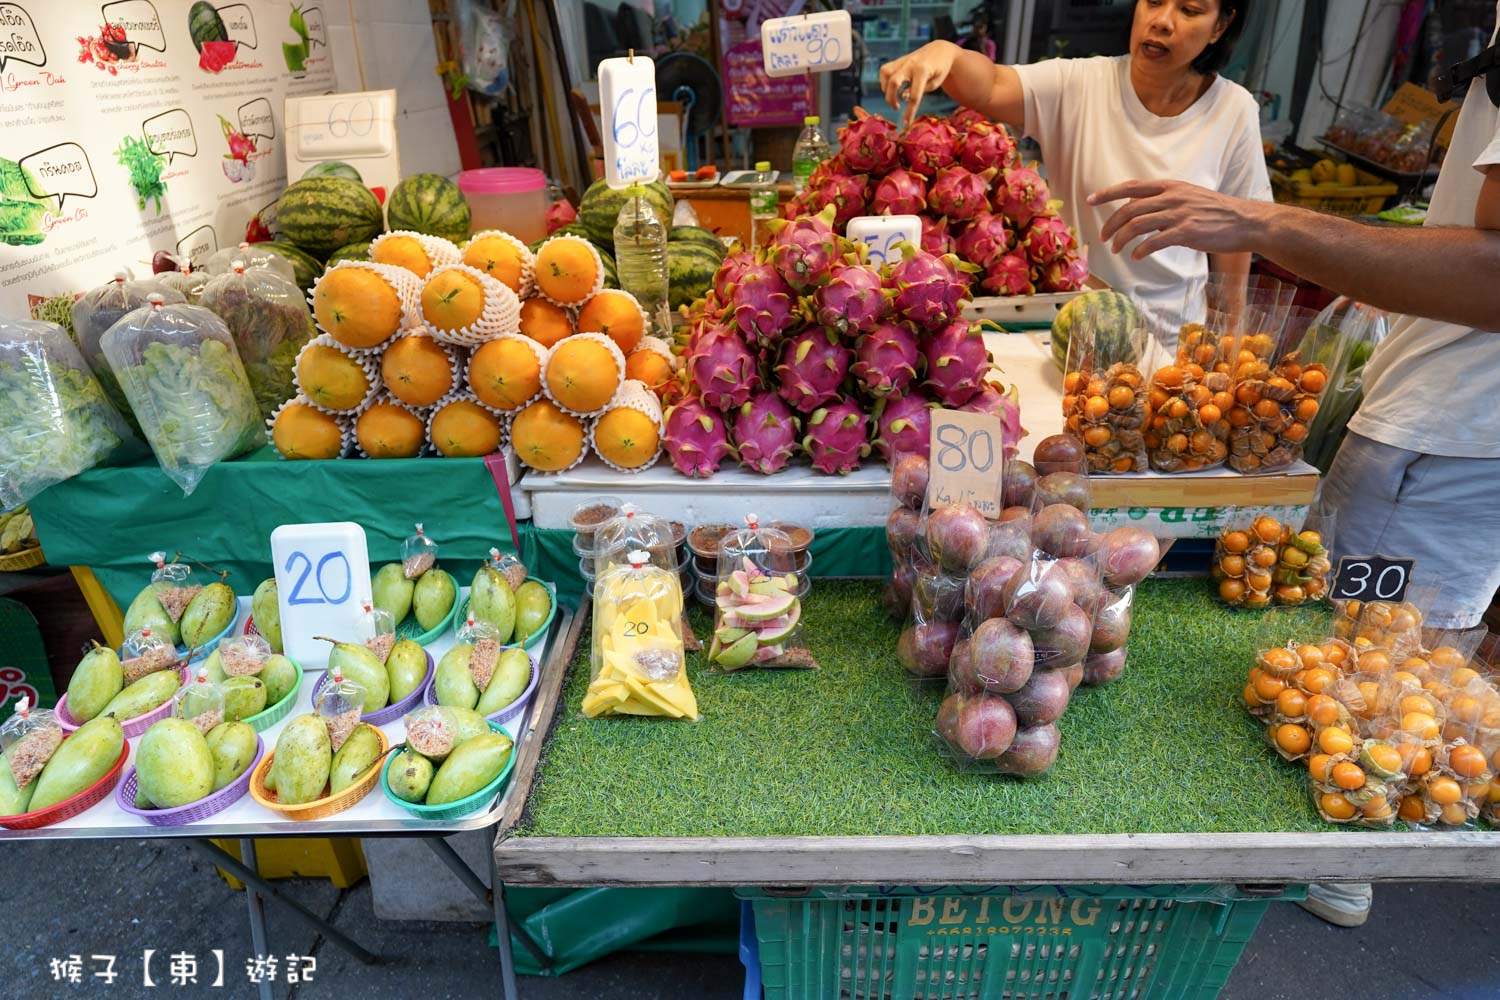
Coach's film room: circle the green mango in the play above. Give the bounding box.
[29,717,124,810]
[263,765,277,793]
[251,578,282,652]
[124,584,180,646]
[387,749,433,803]
[222,676,268,722]
[66,644,124,723]
[133,783,153,810]
[99,669,181,722]
[261,654,299,707]
[385,639,428,703]
[270,715,331,804]
[413,568,456,632]
[475,648,530,715]
[427,731,512,805]
[136,718,213,807]
[319,638,389,712]
[0,756,35,816]
[329,723,381,793]
[438,706,488,752]
[513,581,551,645]
[372,563,415,624]
[206,721,258,790]
[470,566,516,642]
[180,582,236,647]
[434,644,478,710]
[200,649,226,685]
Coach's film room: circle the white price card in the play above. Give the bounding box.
[270,522,372,670]
[761,10,853,77]
[599,56,659,188]
[927,409,1004,518]
[847,215,921,267]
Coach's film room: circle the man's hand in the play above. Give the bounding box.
[1088,179,1270,258]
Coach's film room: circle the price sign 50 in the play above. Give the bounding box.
[846,215,919,266]
[598,56,659,188]
[926,408,1004,517]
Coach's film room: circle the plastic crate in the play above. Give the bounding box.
[739,883,1304,1000]
[1270,167,1396,217]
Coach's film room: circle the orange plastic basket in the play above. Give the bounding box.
[0,743,129,830]
[249,727,390,821]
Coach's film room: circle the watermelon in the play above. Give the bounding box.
[304,160,364,183]
[1050,289,1144,372]
[326,241,371,267]
[387,174,471,242]
[261,241,324,293]
[275,177,384,257]
[667,242,719,310]
[189,1,228,51]
[669,226,726,258]
[579,178,673,248]
[598,247,619,290]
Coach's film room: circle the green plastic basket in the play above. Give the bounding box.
[395,596,460,645]
[454,580,557,652]
[379,721,517,821]
[739,883,1305,1000]
[241,658,304,733]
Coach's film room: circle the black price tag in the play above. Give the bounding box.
[1330,555,1416,602]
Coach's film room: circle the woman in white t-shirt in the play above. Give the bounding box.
[879,0,1270,326]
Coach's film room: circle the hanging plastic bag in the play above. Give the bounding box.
[199,261,316,420]
[202,242,298,285]
[458,0,511,96]
[585,551,695,719]
[71,272,186,422]
[100,294,262,495]
[0,695,63,790]
[707,515,813,670]
[402,523,439,579]
[174,667,226,735]
[315,669,368,752]
[0,318,141,508]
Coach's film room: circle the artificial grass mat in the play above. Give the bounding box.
[519,578,1336,839]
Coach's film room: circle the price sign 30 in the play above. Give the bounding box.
[1331,555,1416,603]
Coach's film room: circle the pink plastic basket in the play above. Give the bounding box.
[309,651,435,726]
[0,743,129,830]
[423,647,539,725]
[54,665,190,739]
[115,736,265,826]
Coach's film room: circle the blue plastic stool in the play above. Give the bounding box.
[738,900,762,1000]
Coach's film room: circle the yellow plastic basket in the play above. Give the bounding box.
[1270,167,1397,217]
[0,546,44,572]
[249,727,391,821]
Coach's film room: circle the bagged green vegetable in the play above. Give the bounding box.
[199,261,316,419]
[156,266,211,305]
[202,242,297,285]
[101,294,262,495]
[72,272,186,429]
[0,319,140,508]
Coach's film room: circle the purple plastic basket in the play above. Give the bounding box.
[424,647,539,725]
[115,735,265,827]
[310,650,435,726]
[55,665,191,739]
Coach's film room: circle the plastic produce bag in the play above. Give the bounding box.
[899,568,965,679]
[202,242,297,285]
[1272,505,1334,606]
[121,624,179,683]
[1296,299,1388,473]
[0,695,63,790]
[0,318,140,508]
[359,602,397,663]
[402,523,439,579]
[458,0,511,95]
[585,551,695,720]
[403,705,457,761]
[1212,509,1285,609]
[72,272,186,425]
[1145,303,1234,473]
[594,506,699,651]
[156,266,211,305]
[316,669,367,752]
[199,261,316,420]
[1061,298,1153,474]
[101,294,262,495]
[218,634,271,677]
[174,667,225,735]
[1228,307,1334,473]
[148,551,200,624]
[707,515,812,671]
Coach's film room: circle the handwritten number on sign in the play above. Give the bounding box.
[1331,556,1414,602]
[934,423,995,473]
[284,550,353,606]
[623,620,651,637]
[611,87,658,148]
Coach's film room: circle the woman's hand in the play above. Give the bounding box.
[880,42,960,126]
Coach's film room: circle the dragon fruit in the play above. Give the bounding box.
[732,390,801,474]
[870,168,927,216]
[814,262,887,336]
[1038,252,1089,293]
[951,107,987,130]
[874,391,935,462]
[955,211,1013,268]
[802,397,870,474]
[980,252,1034,296]
[900,116,960,178]
[995,164,1049,227]
[887,244,974,329]
[776,327,852,414]
[804,169,868,227]
[922,320,990,406]
[958,121,1016,172]
[1021,213,1078,264]
[687,323,760,410]
[713,251,756,306]
[663,397,734,477]
[852,321,921,398]
[959,380,1025,459]
[767,204,840,292]
[729,261,797,348]
[839,107,900,173]
[927,166,995,221]
[920,216,956,256]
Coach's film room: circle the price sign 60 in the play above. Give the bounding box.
[598,56,659,187]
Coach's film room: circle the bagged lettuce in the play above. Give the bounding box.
[72,272,186,428]
[199,261,315,419]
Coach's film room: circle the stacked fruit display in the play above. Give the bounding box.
[665,205,1022,478]
[1211,513,1332,608]
[1243,602,1500,828]
[783,107,1088,297]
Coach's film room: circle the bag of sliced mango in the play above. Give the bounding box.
[594,504,701,652]
[584,550,697,721]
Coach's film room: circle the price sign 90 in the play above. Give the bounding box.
[760,11,854,77]
[598,56,659,187]
[926,408,1004,517]
[1331,555,1416,603]
[846,215,919,266]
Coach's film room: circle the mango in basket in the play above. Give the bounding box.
[319,638,390,712]
[0,756,35,815]
[270,714,332,805]
[251,579,282,652]
[435,644,480,710]
[426,732,513,806]
[330,724,383,794]
[388,750,434,803]
[29,717,124,811]
[476,648,530,715]
[514,581,552,644]
[222,676,268,722]
[386,639,428,703]
[439,706,489,749]
[372,563,415,623]
[125,585,181,647]
[261,654,298,706]
[181,582,236,647]
[471,565,517,642]
[207,721,258,791]
[66,644,124,723]
[137,718,214,808]
[99,669,181,722]
[414,568,457,632]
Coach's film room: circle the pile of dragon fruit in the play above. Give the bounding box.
[783,107,1088,297]
[662,204,1023,479]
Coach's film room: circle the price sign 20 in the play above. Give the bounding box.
[284,550,352,606]
[927,408,1004,517]
[598,56,659,188]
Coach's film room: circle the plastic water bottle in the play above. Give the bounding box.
[613,183,672,336]
[792,116,831,192]
[748,161,778,254]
